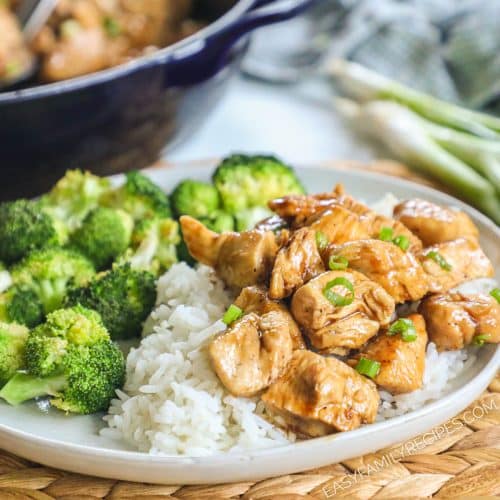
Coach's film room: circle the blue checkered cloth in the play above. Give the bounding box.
[327,0,500,112]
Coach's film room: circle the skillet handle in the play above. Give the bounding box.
[163,0,320,86]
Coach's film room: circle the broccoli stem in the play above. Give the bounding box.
[37,278,68,313]
[0,372,66,406]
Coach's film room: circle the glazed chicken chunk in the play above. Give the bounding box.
[234,286,305,350]
[394,199,479,246]
[291,270,395,353]
[325,239,429,303]
[180,216,278,289]
[268,192,338,227]
[419,237,494,294]
[419,293,500,351]
[350,314,428,394]
[303,205,371,245]
[262,350,380,437]
[209,310,296,397]
[269,186,422,252]
[269,204,375,300]
[269,228,325,300]
[334,194,422,253]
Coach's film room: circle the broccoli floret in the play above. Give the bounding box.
[213,154,305,213]
[65,264,156,340]
[234,206,273,231]
[70,207,133,270]
[102,170,171,220]
[0,286,44,328]
[10,248,95,314]
[199,211,235,233]
[0,305,124,414]
[0,200,59,263]
[120,217,179,275]
[25,306,109,376]
[0,322,29,386]
[176,238,196,266]
[40,170,111,234]
[171,180,220,218]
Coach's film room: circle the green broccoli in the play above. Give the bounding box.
[171,180,221,218]
[199,211,235,233]
[0,200,60,263]
[120,217,179,275]
[40,169,111,234]
[10,248,95,314]
[0,305,124,414]
[0,286,44,328]
[234,206,273,231]
[65,264,156,340]
[213,154,305,213]
[176,238,196,266]
[101,170,171,220]
[0,261,12,293]
[0,322,29,387]
[70,207,133,270]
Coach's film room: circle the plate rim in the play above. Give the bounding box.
[0,162,498,468]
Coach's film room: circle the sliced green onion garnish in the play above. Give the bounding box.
[323,277,354,307]
[5,60,20,77]
[393,235,410,251]
[379,226,409,251]
[103,17,121,37]
[472,334,490,346]
[315,231,328,251]
[222,304,243,326]
[328,255,349,271]
[388,318,417,342]
[60,19,82,39]
[425,250,452,271]
[379,227,394,242]
[490,288,500,304]
[355,357,381,379]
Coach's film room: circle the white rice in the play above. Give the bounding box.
[101,195,497,456]
[101,264,293,456]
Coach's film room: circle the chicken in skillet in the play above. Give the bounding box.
[419,293,500,351]
[261,350,380,437]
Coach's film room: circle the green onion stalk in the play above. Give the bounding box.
[329,59,500,138]
[333,98,500,224]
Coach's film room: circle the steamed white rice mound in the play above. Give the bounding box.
[101,263,293,456]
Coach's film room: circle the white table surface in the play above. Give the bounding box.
[165,73,375,166]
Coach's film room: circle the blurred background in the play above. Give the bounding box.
[1,0,499,222]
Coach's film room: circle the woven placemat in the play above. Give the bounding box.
[0,160,498,499]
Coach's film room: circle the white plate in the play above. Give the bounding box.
[1,165,498,485]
